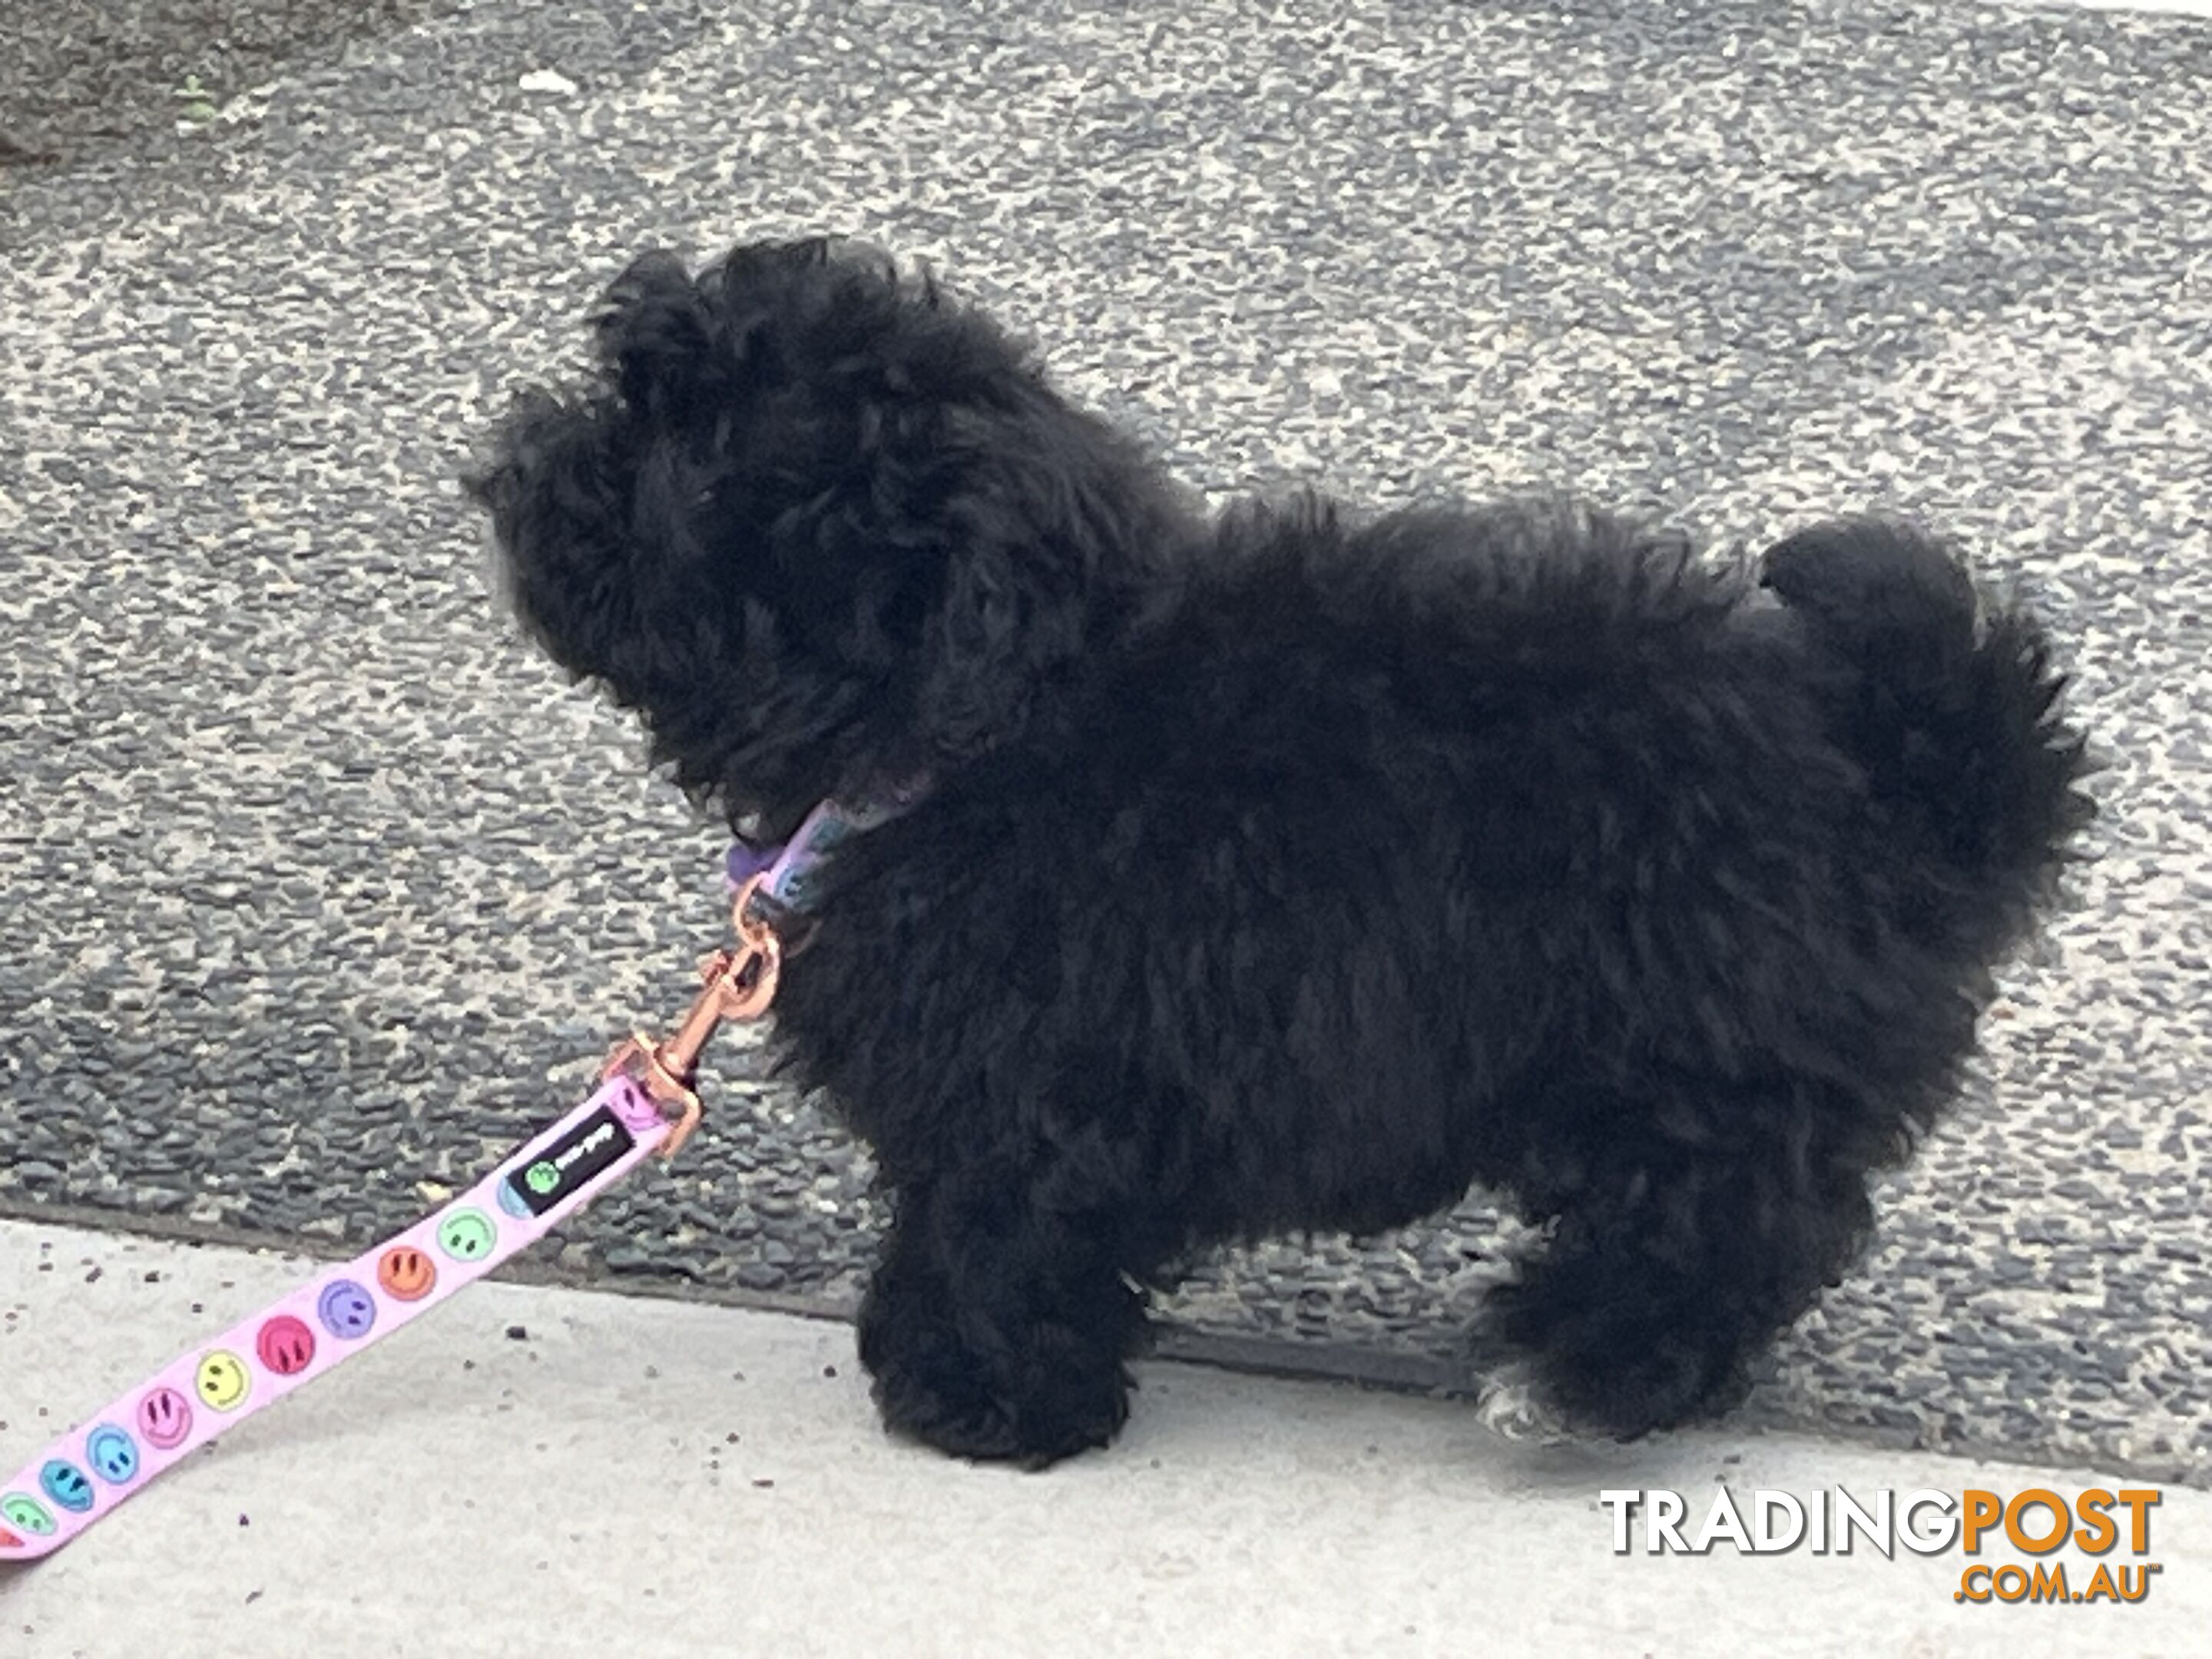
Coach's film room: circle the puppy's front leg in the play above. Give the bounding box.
[857,1167,1151,1467]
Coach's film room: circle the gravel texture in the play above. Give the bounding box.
[0,1,460,170]
[2,0,2208,1486]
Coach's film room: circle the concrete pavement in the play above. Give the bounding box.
[5,1217,2209,1657]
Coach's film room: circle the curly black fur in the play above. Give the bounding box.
[470,238,2093,1465]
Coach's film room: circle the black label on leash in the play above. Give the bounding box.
[505,1106,636,1217]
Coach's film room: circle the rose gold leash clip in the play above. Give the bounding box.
[601,874,784,1160]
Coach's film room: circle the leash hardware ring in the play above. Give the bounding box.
[602,874,784,1159]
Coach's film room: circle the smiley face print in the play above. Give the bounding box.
[194,1350,250,1412]
[376,1245,437,1302]
[316,1277,378,1340]
[136,1386,194,1450]
[38,1461,94,1514]
[608,1079,661,1134]
[255,1314,317,1376]
[1,1493,56,1536]
[84,1426,141,1485]
[435,1208,496,1263]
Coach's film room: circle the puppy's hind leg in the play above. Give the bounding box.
[858,1157,1162,1467]
[1480,1087,1876,1440]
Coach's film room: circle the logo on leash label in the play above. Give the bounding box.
[503,1107,635,1217]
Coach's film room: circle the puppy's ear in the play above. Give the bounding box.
[910,420,1151,758]
[591,240,881,434]
[920,545,1055,757]
[591,250,726,427]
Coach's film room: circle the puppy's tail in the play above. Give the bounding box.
[1760,518,2093,939]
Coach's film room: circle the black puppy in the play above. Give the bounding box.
[470,239,2091,1465]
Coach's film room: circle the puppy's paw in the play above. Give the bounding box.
[861,1284,1137,1468]
[1469,1363,1575,1451]
[871,1344,1131,1469]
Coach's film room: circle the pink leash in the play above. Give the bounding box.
[1,794,910,1562]
[2,1078,672,1558]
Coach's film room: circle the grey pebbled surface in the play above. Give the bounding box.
[0,0,462,171]
[2,0,2208,1485]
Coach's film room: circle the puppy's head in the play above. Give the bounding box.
[469,238,1187,839]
